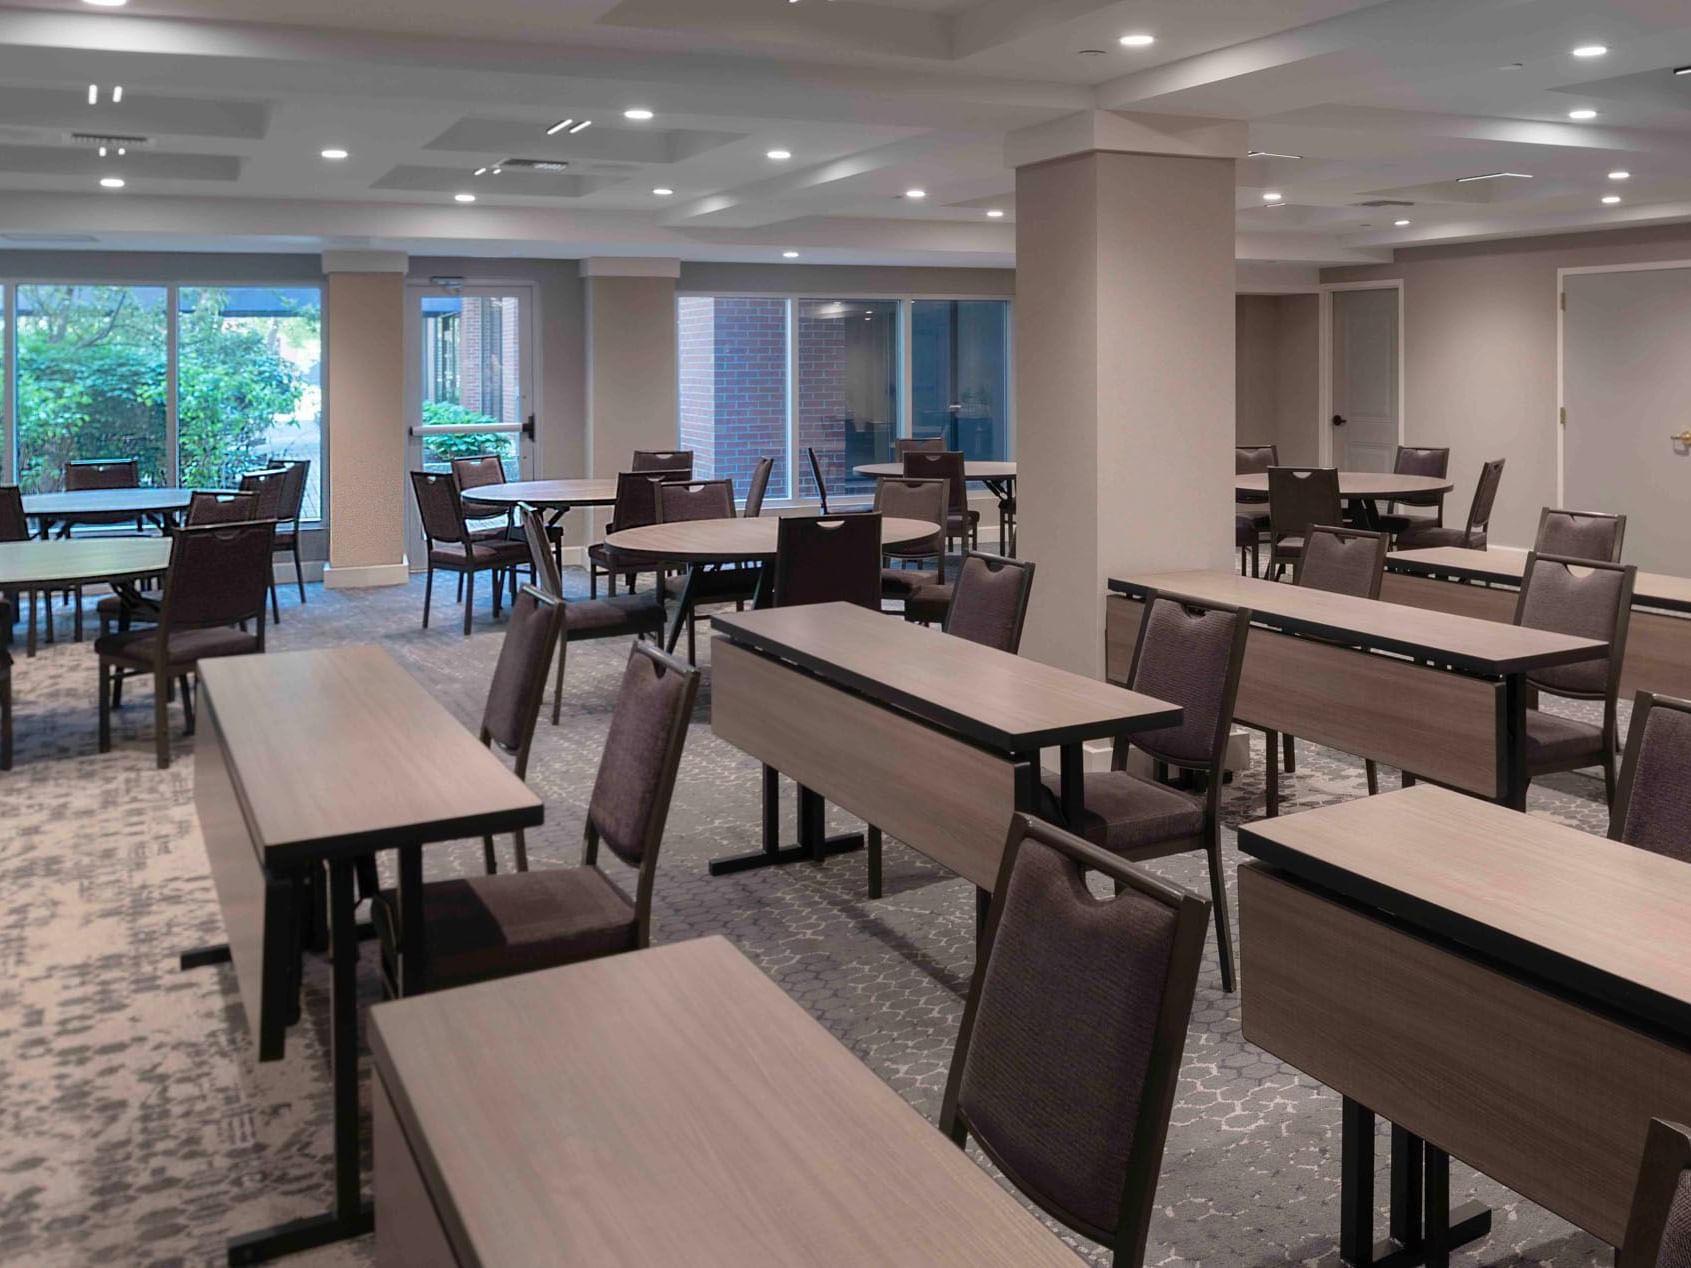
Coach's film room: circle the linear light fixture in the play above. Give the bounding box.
[1676,66,1691,75]
[1455,171,1534,182]
[1247,149,1303,159]
[568,120,591,134]
[545,118,575,135]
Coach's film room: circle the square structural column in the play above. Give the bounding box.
[323,249,410,589]
[1011,113,1244,675]
[583,257,681,480]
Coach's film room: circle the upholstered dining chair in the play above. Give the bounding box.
[1513,552,1635,805]
[520,506,666,725]
[1265,525,1389,813]
[742,456,775,517]
[903,449,978,552]
[1041,591,1251,991]
[1234,444,1277,535]
[894,436,945,460]
[632,449,694,476]
[410,470,531,635]
[1395,458,1505,549]
[1378,445,1451,535]
[588,471,677,598]
[1535,507,1626,563]
[1616,1118,1691,1267]
[0,597,11,771]
[238,468,290,624]
[656,479,737,662]
[773,514,882,610]
[95,520,275,769]
[1609,692,1691,863]
[271,458,311,604]
[939,814,1209,1267]
[98,490,260,643]
[373,640,700,997]
[60,457,142,533]
[1267,466,1342,581]
[805,446,837,514]
[1,486,32,649]
[451,453,514,527]
[1235,515,1261,577]
[872,476,947,609]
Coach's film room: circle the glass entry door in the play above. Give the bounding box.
[405,284,534,557]
[911,300,1011,460]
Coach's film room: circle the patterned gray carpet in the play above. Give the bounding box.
[0,572,1620,1266]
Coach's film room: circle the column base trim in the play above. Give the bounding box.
[323,561,410,589]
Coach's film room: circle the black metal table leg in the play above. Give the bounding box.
[225,859,373,1265]
[1059,743,1085,826]
[664,566,700,656]
[1390,1125,1423,1250]
[1340,1097,1376,1265]
[1337,1100,1491,1268]
[708,767,864,876]
[1502,672,1528,811]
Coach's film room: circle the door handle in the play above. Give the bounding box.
[1670,430,1691,446]
[522,413,536,441]
[1331,414,1348,427]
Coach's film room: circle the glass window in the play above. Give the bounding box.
[178,286,324,521]
[912,300,1011,461]
[15,284,168,493]
[677,295,791,501]
[796,299,898,501]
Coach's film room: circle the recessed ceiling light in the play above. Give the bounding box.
[82,0,128,6]
[1572,44,1608,57]
[904,188,927,199]
[1602,194,1622,204]
[321,148,349,160]
[1394,218,1412,226]
[986,209,1005,218]
[652,187,674,196]
[1118,33,1155,47]
[1247,149,1304,159]
[767,149,792,161]
[568,120,591,134]
[1456,171,1534,182]
[111,86,123,103]
[492,167,503,175]
[545,118,575,135]
[1262,191,1283,202]
[1676,66,1691,76]
[473,166,489,176]
[624,108,654,121]
[455,192,476,203]
[782,251,800,258]
[1077,49,1107,56]
[1609,169,1631,180]
[1568,108,1598,120]
[87,84,98,105]
[99,177,124,188]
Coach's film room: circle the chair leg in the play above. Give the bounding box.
[1250,543,1260,579]
[98,659,112,754]
[73,587,83,643]
[867,825,883,900]
[456,573,465,601]
[153,669,170,770]
[1265,729,1279,817]
[179,675,195,735]
[492,571,504,620]
[590,566,599,599]
[1207,830,1237,993]
[512,828,529,873]
[551,630,566,726]
[687,610,697,665]
[1282,733,1296,774]
[482,835,498,874]
[463,571,475,636]
[422,567,434,629]
[0,673,10,771]
[1603,750,1617,806]
[1402,770,1417,788]
[269,576,280,625]
[1366,759,1379,796]
[293,542,306,603]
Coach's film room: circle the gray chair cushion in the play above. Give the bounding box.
[1524,709,1603,767]
[881,566,940,598]
[1039,770,1204,854]
[903,582,952,623]
[1618,705,1691,864]
[430,539,529,569]
[1394,524,1486,550]
[565,594,666,638]
[94,626,261,670]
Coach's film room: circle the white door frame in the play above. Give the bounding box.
[1319,278,1405,468]
[1555,258,1691,506]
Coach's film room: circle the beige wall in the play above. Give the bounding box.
[325,270,407,580]
[585,274,679,479]
[1235,294,1319,464]
[1323,221,1691,547]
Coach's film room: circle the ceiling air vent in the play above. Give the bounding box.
[68,132,153,150]
[1355,199,1415,207]
[501,158,570,173]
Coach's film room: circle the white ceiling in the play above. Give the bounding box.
[2,0,1691,267]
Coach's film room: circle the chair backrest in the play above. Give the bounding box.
[1393,446,1450,478]
[1464,458,1506,540]
[185,491,259,527]
[1617,1118,1691,1268]
[773,514,882,610]
[274,458,311,522]
[632,450,694,477]
[451,454,507,495]
[159,521,276,634]
[1122,593,1252,780]
[656,479,735,524]
[608,470,671,532]
[520,505,562,597]
[1295,525,1388,600]
[1513,552,1635,699]
[0,486,29,543]
[1536,507,1626,563]
[940,813,1209,1261]
[895,437,946,459]
[1235,444,1278,475]
[410,470,470,546]
[586,642,701,878]
[805,446,831,514]
[64,458,139,491]
[238,468,290,521]
[944,553,1036,653]
[1267,466,1343,546]
[1609,692,1691,864]
[481,586,566,770]
[872,476,946,564]
[902,449,968,516]
[743,457,775,518]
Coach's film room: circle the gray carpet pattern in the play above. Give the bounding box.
[0,572,1622,1266]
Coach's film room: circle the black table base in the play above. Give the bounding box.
[1341,1098,1491,1267]
[709,766,865,875]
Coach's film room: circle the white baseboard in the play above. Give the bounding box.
[275,560,325,584]
[561,545,588,569]
[323,560,411,589]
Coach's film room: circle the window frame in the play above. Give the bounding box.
[674,289,1014,510]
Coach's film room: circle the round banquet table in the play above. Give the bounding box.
[1234,471,1453,532]
[604,516,940,655]
[852,461,1019,556]
[459,478,620,510]
[23,487,196,536]
[0,537,173,655]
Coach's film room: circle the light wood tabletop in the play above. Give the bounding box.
[0,536,172,588]
[22,486,197,518]
[370,935,1079,1267]
[197,645,543,869]
[853,460,1017,481]
[1239,784,1691,1039]
[605,515,939,563]
[458,478,620,508]
[1389,545,1691,614]
[1234,471,1453,500]
[1111,569,1606,675]
[714,601,1179,751]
